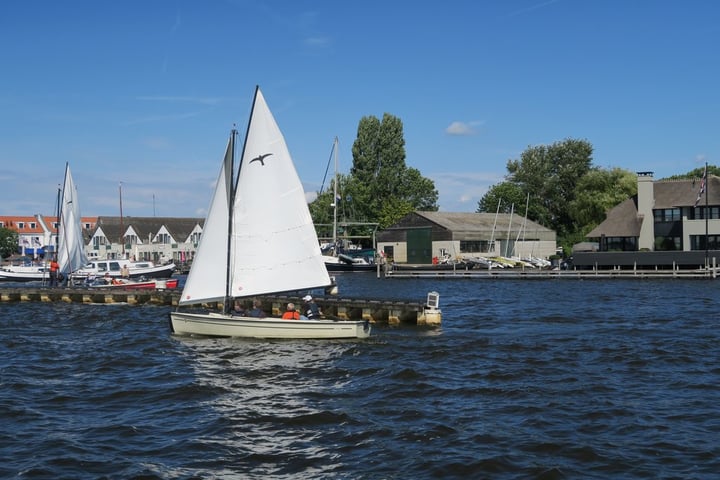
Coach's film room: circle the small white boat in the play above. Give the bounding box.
[72,259,176,281]
[169,87,371,339]
[0,264,49,282]
[86,276,179,290]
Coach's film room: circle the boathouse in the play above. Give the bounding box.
[574,172,720,269]
[376,211,557,263]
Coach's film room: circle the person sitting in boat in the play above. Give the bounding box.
[248,299,266,318]
[302,295,322,319]
[231,301,245,316]
[282,302,301,320]
[103,272,112,284]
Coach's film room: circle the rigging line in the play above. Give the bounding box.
[319,139,335,194]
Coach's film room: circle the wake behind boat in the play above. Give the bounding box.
[169,86,371,339]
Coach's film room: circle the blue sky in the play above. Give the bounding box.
[1,0,719,218]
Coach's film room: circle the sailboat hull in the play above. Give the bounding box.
[169,311,372,339]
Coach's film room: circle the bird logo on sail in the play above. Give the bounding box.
[250,153,272,166]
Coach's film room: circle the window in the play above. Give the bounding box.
[655,236,681,251]
[459,240,492,253]
[691,235,720,250]
[605,237,637,251]
[691,206,720,220]
[18,222,24,229]
[653,208,681,222]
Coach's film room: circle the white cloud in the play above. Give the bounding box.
[445,121,483,136]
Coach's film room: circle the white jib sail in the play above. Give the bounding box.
[229,88,331,297]
[179,136,234,305]
[57,163,88,275]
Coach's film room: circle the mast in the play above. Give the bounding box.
[705,162,709,268]
[55,181,61,260]
[488,199,501,256]
[505,203,514,258]
[332,136,339,253]
[222,85,259,311]
[119,182,125,256]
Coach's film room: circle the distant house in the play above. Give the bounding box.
[0,214,96,258]
[376,211,556,264]
[575,171,720,269]
[88,216,204,264]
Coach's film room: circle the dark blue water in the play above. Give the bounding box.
[1,276,719,479]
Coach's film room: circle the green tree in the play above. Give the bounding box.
[506,138,594,237]
[0,227,18,259]
[476,182,526,214]
[665,164,720,180]
[568,167,637,233]
[312,113,438,230]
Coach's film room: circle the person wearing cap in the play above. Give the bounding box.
[302,295,321,319]
[282,302,300,320]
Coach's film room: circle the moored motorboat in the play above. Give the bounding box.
[71,259,176,281]
[323,253,377,272]
[86,276,178,290]
[0,264,50,282]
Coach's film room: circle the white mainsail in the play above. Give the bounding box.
[179,136,234,305]
[57,163,87,276]
[178,88,330,305]
[229,88,331,297]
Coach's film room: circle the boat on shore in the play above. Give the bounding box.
[169,87,371,339]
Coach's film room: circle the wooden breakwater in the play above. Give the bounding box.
[0,286,440,326]
[384,266,718,279]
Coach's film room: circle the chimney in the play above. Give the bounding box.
[636,171,654,250]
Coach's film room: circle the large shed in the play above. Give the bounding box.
[376,211,556,264]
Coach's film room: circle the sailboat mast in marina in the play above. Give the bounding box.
[169,86,371,339]
[57,163,88,278]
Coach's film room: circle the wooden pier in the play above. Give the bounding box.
[384,266,718,279]
[0,286,441,326]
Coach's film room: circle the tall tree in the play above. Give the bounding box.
[346,113,438,228]
[506,138,593,237]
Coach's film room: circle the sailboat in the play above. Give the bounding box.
[321,137,377,273]
[57,163,88,280]
[169,87,371,339]
[0,163,87,283]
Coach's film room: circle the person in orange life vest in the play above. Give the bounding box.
[281,302,301,320]
[49,257,60,287]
